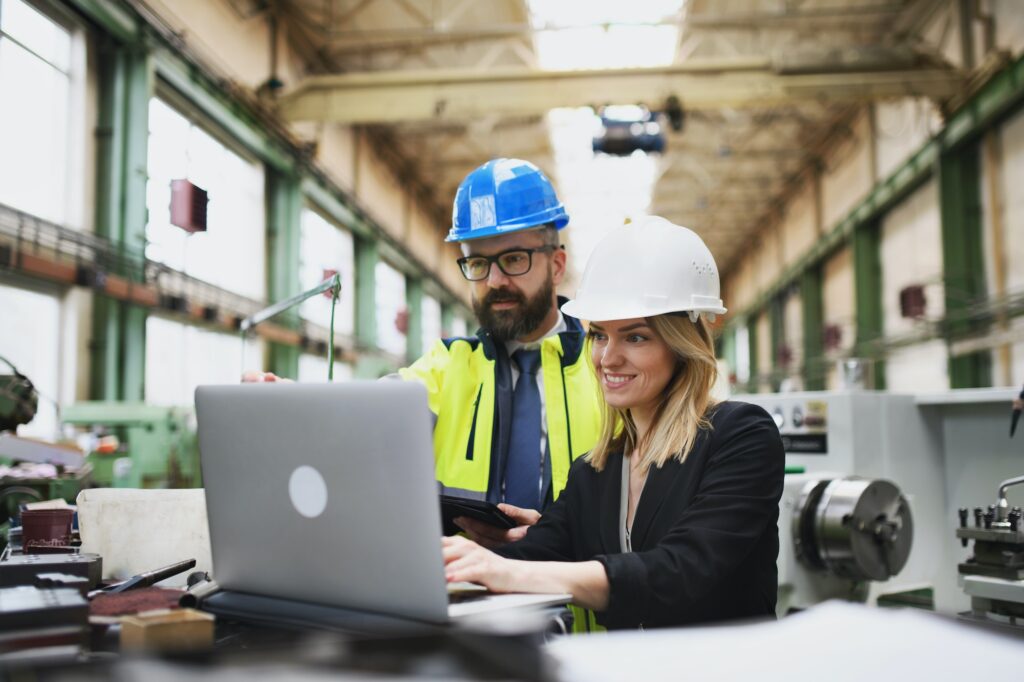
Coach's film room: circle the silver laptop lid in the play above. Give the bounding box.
[195,381,449,623]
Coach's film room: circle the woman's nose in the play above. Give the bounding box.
[600,341,624,368]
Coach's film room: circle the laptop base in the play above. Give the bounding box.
[202,590,444,637]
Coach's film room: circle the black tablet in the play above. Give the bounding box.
[440,495,517,533]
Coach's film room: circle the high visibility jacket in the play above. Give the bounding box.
[399,307,601,503]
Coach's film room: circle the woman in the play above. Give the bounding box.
[442,216,784,630]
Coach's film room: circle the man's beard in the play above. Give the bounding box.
[473,274,555,343]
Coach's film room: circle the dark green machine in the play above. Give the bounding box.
[0,354,91,548]
[0,356,38,433]
[61,403,201,489]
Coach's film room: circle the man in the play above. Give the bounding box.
[400,158,601,547]
[246,158,602,630]
[247,159,601,542]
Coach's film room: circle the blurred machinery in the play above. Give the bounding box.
[61,403,200,489]
[0,355,38,433]
[956,474,1024,630]
[735,391,948,614]
[0,357,91,549]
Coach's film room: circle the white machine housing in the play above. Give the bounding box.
[734,391,955,614]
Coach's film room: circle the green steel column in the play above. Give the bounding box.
[769,297,784,392]
[852,221,886,389]
[354,236,378,349]
[120,45,152,402]
[405,277,424,363]
[266,171,302,378]
[90,42,150,401]
[90,43,126,401]
[747,314,760,393]
[938,146,991,388]
[801,267,825,390]
[353,236,380,378]
[721,327,737,388]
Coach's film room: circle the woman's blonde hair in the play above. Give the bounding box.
[585,313,719,472]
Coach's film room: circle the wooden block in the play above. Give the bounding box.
[119,608,214,652]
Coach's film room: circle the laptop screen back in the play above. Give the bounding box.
[195,381,449,623]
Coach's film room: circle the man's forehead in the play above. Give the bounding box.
[460,229,545,255]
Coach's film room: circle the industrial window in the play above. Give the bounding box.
[450,316,469,338]
[145,97,266,300]
[297,354,352,383]
[144,316,262,407]
[0,0,75,225]
[375,261,407,358]
[299,207,355,337]
[0,283,61,439]
[421,294,442,351]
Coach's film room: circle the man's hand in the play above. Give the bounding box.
[453,503,541,549]
[1014,398,1023,411]
[241,371,292,383]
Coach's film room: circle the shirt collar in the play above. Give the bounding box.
[506,313,567,356]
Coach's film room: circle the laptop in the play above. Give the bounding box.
[195,381,570,626]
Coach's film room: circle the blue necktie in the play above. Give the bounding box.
[505,349,542,510]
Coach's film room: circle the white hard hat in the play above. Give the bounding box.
[561,216,727,323]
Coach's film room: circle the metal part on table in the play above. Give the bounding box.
[795,477,913,582]
[0,585,89,658]
[0,553,103,589]
[98,558,196,595]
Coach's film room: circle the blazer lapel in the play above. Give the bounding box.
[599,452,624,553]
[630,458,682,550]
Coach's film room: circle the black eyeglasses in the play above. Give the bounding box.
[456,246,559,281]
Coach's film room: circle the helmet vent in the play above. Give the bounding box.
[692,260,714,276]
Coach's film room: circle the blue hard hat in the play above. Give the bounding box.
[446,158,569,242]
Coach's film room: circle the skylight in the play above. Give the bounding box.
[527,0,685,72]
[526,1,686,285]
[547,107,660,282]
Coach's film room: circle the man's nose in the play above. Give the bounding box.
[486,263,511,288]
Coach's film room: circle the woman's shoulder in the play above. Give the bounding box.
[570,451,622,479]
[706,400,776,429]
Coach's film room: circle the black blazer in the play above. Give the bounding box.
[496,401,784,630]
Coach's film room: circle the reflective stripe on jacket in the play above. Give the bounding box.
[398,308,602,503]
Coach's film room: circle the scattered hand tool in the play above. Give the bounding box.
[91,558,196,597]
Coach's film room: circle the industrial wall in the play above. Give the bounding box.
[720,0,1024,393]
[0,0,474,438]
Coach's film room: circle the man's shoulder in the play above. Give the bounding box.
[440,335,483,352]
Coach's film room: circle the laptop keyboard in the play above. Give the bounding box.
[446,582,490,604]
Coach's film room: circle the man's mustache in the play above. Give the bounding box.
[483,289,524,307]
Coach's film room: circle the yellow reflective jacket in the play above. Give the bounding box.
[400,307,605,632]
[398,308,602,504]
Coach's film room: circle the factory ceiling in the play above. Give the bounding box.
[266,0,963,276]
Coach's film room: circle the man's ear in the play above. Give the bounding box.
[551,246,567,285]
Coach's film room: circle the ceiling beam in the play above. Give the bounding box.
[314,2,904,56]
[279,60,963,124]
[685,3,905,30]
